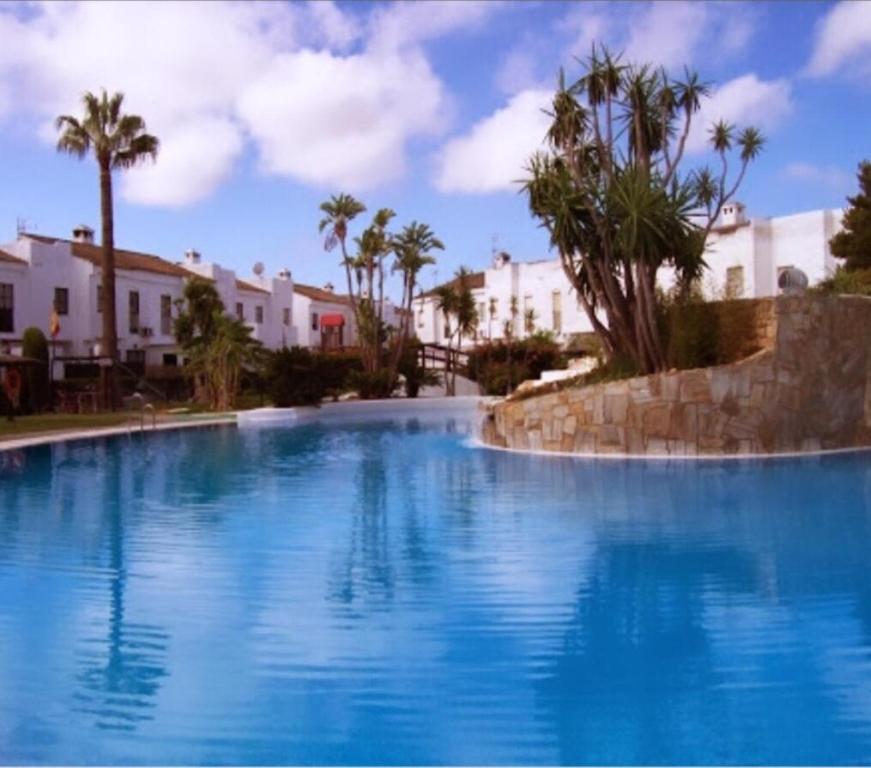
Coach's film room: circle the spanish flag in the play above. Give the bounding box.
[49,308,61,338]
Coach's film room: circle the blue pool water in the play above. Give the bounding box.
[1,409,870,765]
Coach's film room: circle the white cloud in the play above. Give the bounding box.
[623,2,710,69]
[122,118,244,207]
[685,74,793,154]
[434,89,551,194]
[0,0,499,206]
[782,162,852,192]
[563,1,755,70]
[238,48,446,191]
[806,1,871,78]
[367,0,501,52]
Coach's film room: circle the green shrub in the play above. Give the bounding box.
[662,297,763,370]
[347,369,395,399]
[397,342,441,398]
[812,267,871,297]
[21,327,50,413]
[466,337,567,395]
[265,347,362,406]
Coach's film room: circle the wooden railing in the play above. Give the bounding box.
[418,343,469,372]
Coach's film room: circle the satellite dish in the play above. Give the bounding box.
[778,267,808,296]
[253,262,265,276]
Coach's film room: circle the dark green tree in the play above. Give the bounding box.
[830,161,871,272]
[522,46,764,374]
[21,327,50,412]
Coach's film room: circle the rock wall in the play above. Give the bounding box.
[481,295,871,456]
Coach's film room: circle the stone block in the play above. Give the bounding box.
[680,370,711,403]
[642,403,672,437]
[604,393,629,424]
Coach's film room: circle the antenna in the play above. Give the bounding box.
[15,217,26,236]
[491,234,499,258]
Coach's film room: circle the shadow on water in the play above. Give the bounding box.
[71,442,169,734]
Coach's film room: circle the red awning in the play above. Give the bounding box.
[320,314,345,327]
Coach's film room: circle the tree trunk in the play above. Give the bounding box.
[99,160,120,410]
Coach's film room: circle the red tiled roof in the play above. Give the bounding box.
[0,249,26,265]
[293,282,353,305]
[420,271,485,298]
[235,278,270,295]
[23,233,190,278]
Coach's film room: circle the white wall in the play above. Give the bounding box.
[292,293,356,348]
[0,235,303,375]
[412,205,845,349]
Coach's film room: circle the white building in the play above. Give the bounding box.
[413,205,845,349]
[0,227,329,376]
[677,203,844,299]
[292,282,357,349]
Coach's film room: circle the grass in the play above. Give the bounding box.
[0,412,133,441]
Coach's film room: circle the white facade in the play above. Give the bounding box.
[0,229,303,376]
[413,205,845,348]
[694,204,843,299]
[292,283,358,349]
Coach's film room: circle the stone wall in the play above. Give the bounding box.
[481,295,871,456]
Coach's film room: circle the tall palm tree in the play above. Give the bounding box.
[56,90,159,409]
[319,193,366,315]
[389,222,443,384]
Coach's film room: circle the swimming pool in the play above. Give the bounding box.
[1,403,870,764]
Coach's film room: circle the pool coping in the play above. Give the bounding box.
[469,435,871,462]
[0,414,237,452]
[0,397,489,452]
[3,396,869,462]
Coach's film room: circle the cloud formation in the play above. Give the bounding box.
[806,1,871,78]
[782,162,852,192]
[0,1,502,207]
[685,75,793,155]
[433,89,551,194]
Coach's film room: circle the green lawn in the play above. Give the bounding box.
[0,413,133,440]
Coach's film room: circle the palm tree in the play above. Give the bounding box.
[319,193,366,315]
[435,268,478,396]
[56,90,159,409]
[389,222,443,385]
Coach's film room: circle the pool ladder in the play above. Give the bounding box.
[141,403,157,431]
[129,392,157,432]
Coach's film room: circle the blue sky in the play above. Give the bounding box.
[0,0,868,296]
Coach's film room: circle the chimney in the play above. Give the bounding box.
[185,249,201,265]
[72,225,94,244]
[493,250,511,269]
[324,282,335,293]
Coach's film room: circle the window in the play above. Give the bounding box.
[255,305,264,324]
[311,312,319,331]
[523,294,535,334]
[126,348,145,373]
[54,287,69,316]
[478,302,486,324]
[552,290,562,333]
[236,302,244,321]
[162,353,178,367]
[160,294,172,335]
[725,266,744,299]
[282,307,290,326]
[129,291,140,333]
[0,283,13,333]
[97,284,102,313]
